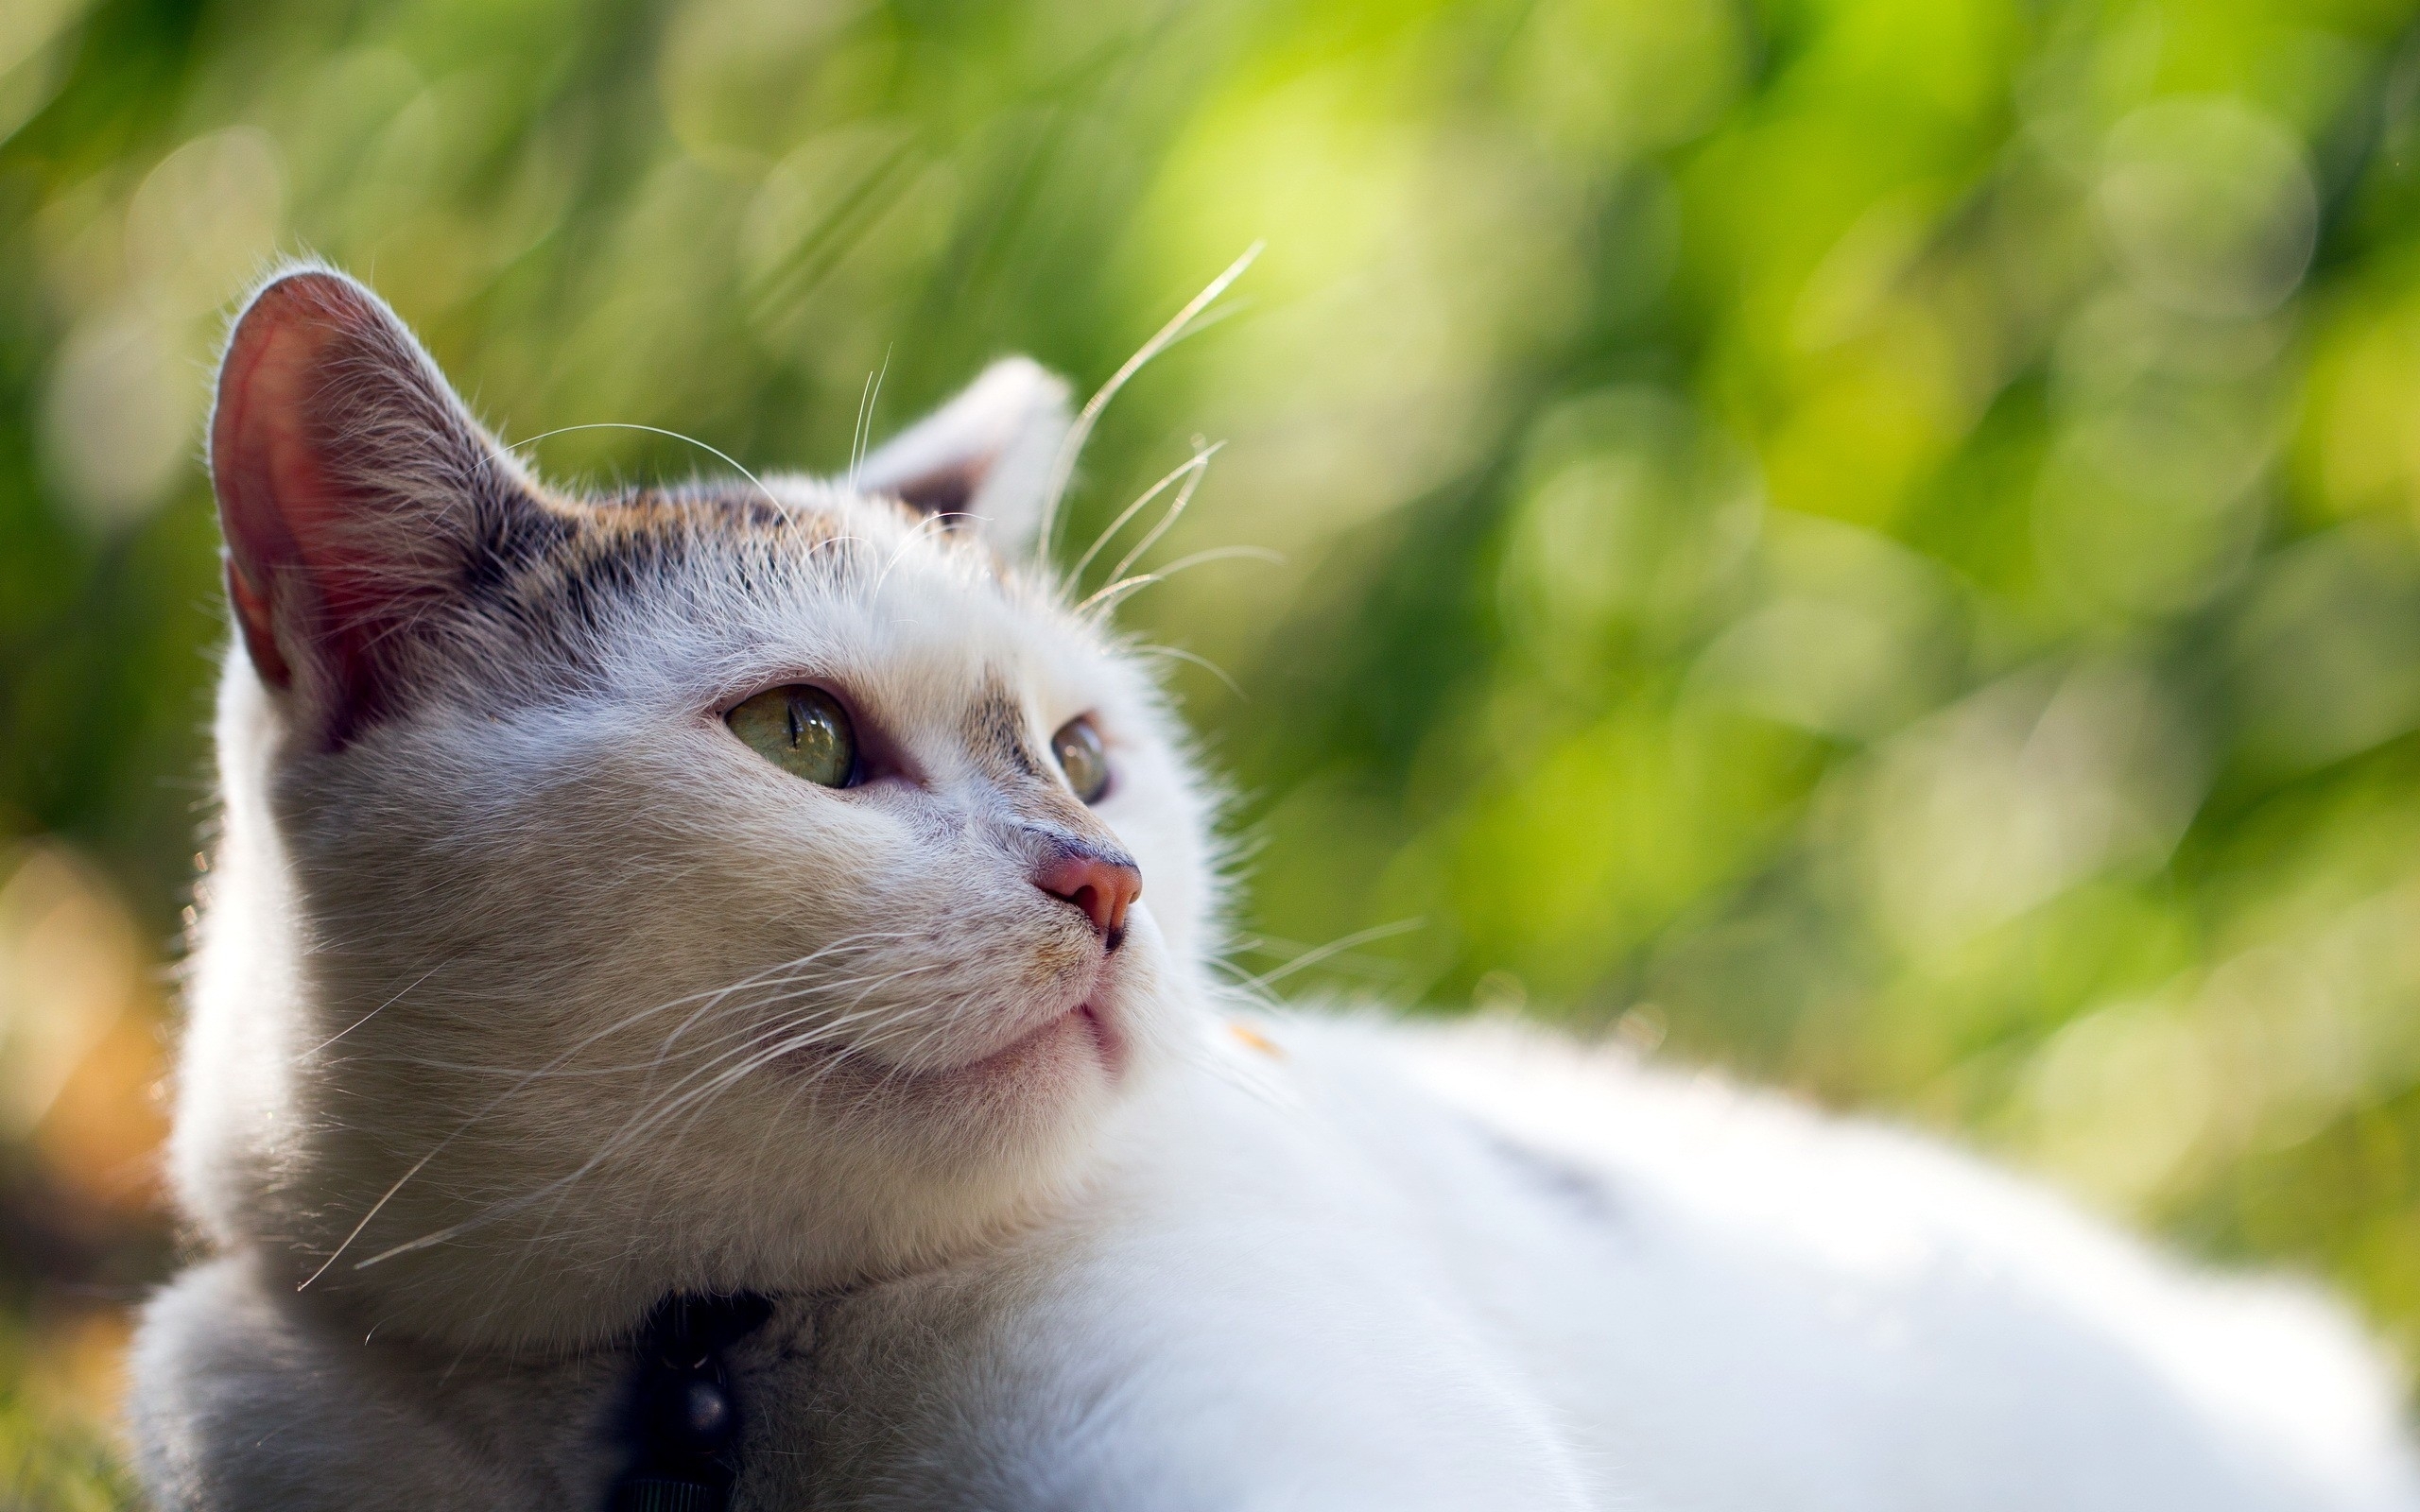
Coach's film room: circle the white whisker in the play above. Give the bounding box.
[1070,443,1219,583]
[1105,440,1219,586]
[305,961,445,1057]
[1235,918,1426,996]
[496,421,786,518]
[1078,545,1285,615]
[847,345,893,490]
[1132,643,1245,697]
[1035,241,1262,559]
[303,934,913,1283]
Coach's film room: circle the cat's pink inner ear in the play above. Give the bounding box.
[210,270,456,730]
[214,275,349,691]
[222,556,288,689]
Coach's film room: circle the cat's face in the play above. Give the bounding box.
[173,269,1220,1349]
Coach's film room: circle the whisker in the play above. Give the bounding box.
[495,421,786,518]
[1105,440,1219,585]
[1035,241,1263,559]
[847,345,893,490]
[394,965,940,1084]
[514,964,947,1175]
[357,994,954,1267]
[606,968,944,1125]
[305,961,446,1057]
[872,507,955,603]
[1236,918,1426,995]
[1069,443,1219,583]
[300,934,909,1285]
[1077,545,1285,615]
[1132,643,1244,698]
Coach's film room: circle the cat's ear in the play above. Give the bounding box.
[855,357,1071,556]
[211,266,559,747]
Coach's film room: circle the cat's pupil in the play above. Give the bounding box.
[729,685,856,787]
[1052,716,1110,804]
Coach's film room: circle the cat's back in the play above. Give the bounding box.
[753,1015,2420,1509]
[1296,1014,2420,1511]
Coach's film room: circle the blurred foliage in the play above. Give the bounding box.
[10,0,2420,1496]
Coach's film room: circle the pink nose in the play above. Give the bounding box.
[1034,847,1142,944]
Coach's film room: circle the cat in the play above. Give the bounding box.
[129,266,2420,1510]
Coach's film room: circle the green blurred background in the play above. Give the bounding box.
[10,0,2420,1500]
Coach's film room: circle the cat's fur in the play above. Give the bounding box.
[130,267,2420,1509]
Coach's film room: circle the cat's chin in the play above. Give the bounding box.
[300,996,1147,1355]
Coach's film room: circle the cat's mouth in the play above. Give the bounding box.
[784,994,1125,1089]
[942,999,1124,1083]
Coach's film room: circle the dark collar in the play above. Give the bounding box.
[607,1293,774,1512]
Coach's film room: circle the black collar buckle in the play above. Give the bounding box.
[606,1293,773,1512]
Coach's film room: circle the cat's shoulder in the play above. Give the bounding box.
[128,1257,629,1512]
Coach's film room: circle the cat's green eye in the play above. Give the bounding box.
[1051,715,1111,804]
[728,685,856,787]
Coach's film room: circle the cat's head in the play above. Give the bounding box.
[171,267,1224,1349]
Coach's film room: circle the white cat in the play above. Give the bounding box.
[130,266,2420,1510]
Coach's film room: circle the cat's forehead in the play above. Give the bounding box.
[538,479,873,588]
[495,477,1106,701]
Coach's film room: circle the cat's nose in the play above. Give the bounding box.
[1033,842,1142,946]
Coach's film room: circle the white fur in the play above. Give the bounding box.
[135,1014,2420,1508]
[133,269,2420,1508]
[778,1014,2420,1509]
